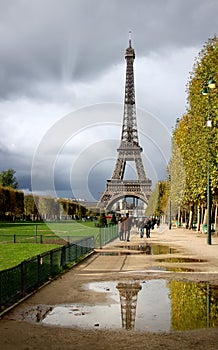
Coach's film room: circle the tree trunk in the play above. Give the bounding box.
[203,208,207,225]
[215,203,218,232]
[188,203,194,229]
[197,205,201,231]
[177,206,181,226]
[201,205,205,224]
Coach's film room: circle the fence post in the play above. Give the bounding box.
[104,227,106,245]
[99,228,102,249]
[68,244,72,262]
[37,255,41,286]
[13,234,16,243]
[40,235,43,244]
[61,246,66,267]
[34,225,37,243]
[50,250,53,276]
[75,243,78,260]
[20,261,25,296]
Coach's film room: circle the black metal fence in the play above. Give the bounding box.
[95,224,118,248]
[0,236,94,312]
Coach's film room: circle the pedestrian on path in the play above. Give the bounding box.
[118,218,124,241]
[123,213,131,242]
[145,218,151,238]
[139,219,146,238]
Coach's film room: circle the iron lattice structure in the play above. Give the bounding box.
[98,36,152,210]
[116,282,142,330]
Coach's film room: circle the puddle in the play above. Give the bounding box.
[165,267,196,272]
[156,257,207,263]
[23,280,218,332]
[147,266,195,272]
[100,244,177,256]
[100,252,133,256]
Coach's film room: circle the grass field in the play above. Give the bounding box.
[0,221,100,270]
[0,221,100,239]
[0,243,60,270]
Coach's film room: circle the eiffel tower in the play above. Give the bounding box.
[98,34,152,210]
[116,282,142,330]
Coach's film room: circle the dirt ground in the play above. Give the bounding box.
[0,225,218,350]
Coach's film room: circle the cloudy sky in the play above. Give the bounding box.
[0,0,217,201]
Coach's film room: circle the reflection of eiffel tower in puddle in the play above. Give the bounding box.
[116,282,142,330]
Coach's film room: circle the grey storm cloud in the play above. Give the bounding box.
[0,0,217,100]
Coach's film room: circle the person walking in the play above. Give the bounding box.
[118,218,124,241]
[123,213,131,242]
[139,219,146,238]
[145,218,151,238]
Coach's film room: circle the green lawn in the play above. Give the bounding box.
[0,221,100,241]
[0,243,60,270]
[0,221,100,270]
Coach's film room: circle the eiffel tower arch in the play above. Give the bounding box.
[98,34,152,211]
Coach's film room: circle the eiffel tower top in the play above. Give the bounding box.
[120,32,140,150]
[125,31,135,59]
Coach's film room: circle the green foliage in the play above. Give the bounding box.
[98,212,107,227]
[0,168,18,189]
[171,36,218,211]
[169,280,218,330]
[24,195,39,219]
[0,186,24,219]
[1,191,95,222]
[145,181,169,217]
[145,186,158,216]
[110,212,117,225]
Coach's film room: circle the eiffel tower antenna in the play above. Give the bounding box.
[98,35,152,211]
[129,30,132,47]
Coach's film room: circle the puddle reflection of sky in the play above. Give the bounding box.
[42,279,171,332]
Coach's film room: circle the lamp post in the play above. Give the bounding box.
[169,174,172,230]
[157,181,161,223]
[201,78,216,245]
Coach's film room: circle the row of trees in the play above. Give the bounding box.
[0,186,24,220]
[145,181,169,219]
[0,185,94,221]
[146,36,218,230]
[170,36,218,229]
[0,169,95,221]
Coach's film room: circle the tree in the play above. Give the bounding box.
[98,212,107,227]
[110,212,117,225]
[0,168,18,189]
[24,194,39,220]
[0,186,24,220]
[170,36,218,229]
[187,36,218,199]
[145,181,169,220]
[37,196,60,220]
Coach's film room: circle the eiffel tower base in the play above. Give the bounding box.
[98,179,151,211]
